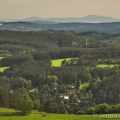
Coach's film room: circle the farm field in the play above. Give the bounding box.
[51,58,75,67]
[0,67,9,73]
[0,57,9,72]
[97,64,115,68]
[0,57,4,60]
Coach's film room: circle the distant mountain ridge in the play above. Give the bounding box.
[1,15,120,33]
[1,15,120,23]
[22,15,120,23]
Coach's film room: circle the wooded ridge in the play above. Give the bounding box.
[0,30,120,115]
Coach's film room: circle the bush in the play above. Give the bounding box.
[86,107,95,114]
[115,104,120,113]
[95,103,112,114]
[76,110,86,115]
[110,105,116,113]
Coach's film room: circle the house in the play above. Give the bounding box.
[63,96,69,103]
[63,96,69,100]
[66,88,76,94]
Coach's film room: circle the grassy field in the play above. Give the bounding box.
[97,64,115,68]
[0,57,9,72]
[0,67,9,72]
[0,114,120,120]
[0,108,17,113]
[0,57,4,60]
[0,108,120,120]
[51,58,72,67]
[52,58,117,68]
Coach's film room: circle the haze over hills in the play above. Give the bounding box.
[22,15,120,23]
[0,15,120,23]
[0,15,120,33]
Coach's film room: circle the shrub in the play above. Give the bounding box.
[115,104,120,113]
[76,110,86,115]
[86,107,95,114]
[95,103,112,114]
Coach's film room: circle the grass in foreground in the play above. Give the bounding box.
[0,109,120,120]
[0,114,120,120]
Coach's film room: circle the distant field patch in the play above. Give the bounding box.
[0,57,9,72]
[97,64,115,68]
[0,57,4,60]
[51,58,75,67]
[0,67,9,72]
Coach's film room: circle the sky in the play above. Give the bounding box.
[0,0,120,19]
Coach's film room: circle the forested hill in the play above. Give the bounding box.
[0,30,120,114]
[0,31,116,53]
[0,21,120,33]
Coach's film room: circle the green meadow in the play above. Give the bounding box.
[52,58,117,68]
[0,57,9,72]
[0,108,120,120]
[51,58,73,67]
[97,64,115,68]
[0,114,120,120]
[0,67,9,72]
[0,108,17,113]
[0,57,4,60]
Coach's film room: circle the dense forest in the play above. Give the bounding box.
[1,21,120,33]
[0,30,120,115]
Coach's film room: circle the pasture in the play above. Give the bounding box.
[51,58,73,67]
[0,57,4,60]
[0,108,17,113]
[97,64,115,68]
[0,57,9,72]
[0,67,9,73]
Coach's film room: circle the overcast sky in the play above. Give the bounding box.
[0,0,120,19]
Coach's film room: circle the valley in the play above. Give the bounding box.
[0,29,120,116]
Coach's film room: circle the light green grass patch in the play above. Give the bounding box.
[0,57,4,60]
[0,57,9,72]
[51,58,73,67]
[0,108,17,112]
[97,64,114,68]
[0,67,9,72]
